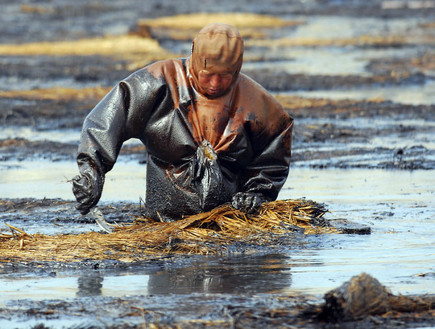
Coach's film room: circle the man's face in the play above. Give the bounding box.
[197,70,234,98]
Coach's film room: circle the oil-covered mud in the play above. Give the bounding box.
[1,0,434,328]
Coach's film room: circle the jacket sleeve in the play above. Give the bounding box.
[77,68,163,176]
[241,112,293,201]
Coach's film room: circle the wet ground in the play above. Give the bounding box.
[1,0,435,328]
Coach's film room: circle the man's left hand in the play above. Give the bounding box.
[231,192,265,214]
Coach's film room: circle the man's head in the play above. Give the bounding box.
[189,23,244,98]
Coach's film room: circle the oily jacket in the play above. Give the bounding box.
[77,58,293,221]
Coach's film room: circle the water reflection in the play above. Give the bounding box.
[73,254,292,298]
[148,254,292,294]
[76,271,104,297]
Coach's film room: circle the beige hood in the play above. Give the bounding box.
[189,23,244,96]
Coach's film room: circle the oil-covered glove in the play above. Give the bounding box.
[231,192,265,214]
[72,162,104,215]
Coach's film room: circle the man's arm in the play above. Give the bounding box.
[72,82,131,214]
[233,114,293,213]
[72,69,161,214]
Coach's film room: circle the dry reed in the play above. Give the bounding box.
[0,199,339,263]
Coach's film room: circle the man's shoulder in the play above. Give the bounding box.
[145,58,186,76]
[123,58,187,85]
[237,73,283,108]
[148,58,186,70]
[238,72,261,88]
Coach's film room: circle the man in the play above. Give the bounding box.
[72,23,293,221]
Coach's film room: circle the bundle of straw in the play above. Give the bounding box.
[1,199,339,262]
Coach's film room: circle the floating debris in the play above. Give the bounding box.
[319,273,435,322]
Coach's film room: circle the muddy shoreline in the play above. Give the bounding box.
[1,56,434,169]
[2,95,434,169]
[1,291,433,329]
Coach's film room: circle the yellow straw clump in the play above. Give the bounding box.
[0,35,171,58]
[0,87,111,101]
[0,199,339,263]
[139,13,300,30]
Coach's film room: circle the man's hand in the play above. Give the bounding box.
[72,166,103,215]
[231,192,265,214]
